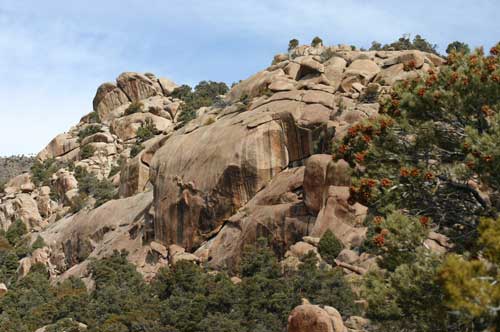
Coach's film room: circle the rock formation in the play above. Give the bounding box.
[0,44,446,287]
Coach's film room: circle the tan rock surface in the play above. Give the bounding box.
[151,105,311,250]
[117,72,162,101]
[288,304,343,332]
[36,191,153,276]
[93,82,130,123]
[311,186,367,248]
[197,167,313,269]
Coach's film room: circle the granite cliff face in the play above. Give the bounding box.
[0,43,448,286]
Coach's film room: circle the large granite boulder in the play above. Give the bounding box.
[116,72,162,102]
[93,82,130,123]
[37,133,79,160]
[324,57,347,91]
[151,104,312,250]
[226,69,287,102]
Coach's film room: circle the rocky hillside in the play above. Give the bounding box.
[0,155,34,185]
[1,40,499,332]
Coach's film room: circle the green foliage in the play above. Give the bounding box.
[87,111,101,123]
[124,101,143,116]
[172,81,228,125]
[311,36,323,47]
[31,158,59,186]
[74,167,115,209]
[464,111,500,192]
[136,118,157,143]
[341,42,500,331]
[335,45,500,249]
[0,181,5,193]
[369,41,382,51]
[0,240,18,285]
[108,158,124,178]
[446,41,471,55]
[365,211,428,271]
[6,219,27,246]
[79,145,95,159]
[288,38,299,51]
[363,248,450,331]
[440,217,500,331]
[129,143,144,158]
[170,84,193,100]
[318,230,343,265]
[369,34,438,54]
[0,239,358,332]
[77,125,102,143]
[31,235,46,251]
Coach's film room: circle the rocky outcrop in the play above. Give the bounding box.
[1,45,446,287]
[35,191,155,278]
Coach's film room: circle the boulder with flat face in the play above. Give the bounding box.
[93,82,130,123]
[158,77,178,96]
[304,157,351,214]
[383,50,425,69]
[303,154,332,213]
[324,57,347,91]
[117,72,162,102]
[12,193,45,230]
[37,133,80,160]
[226,69,287,102]
[4,173,34,194]
[119,135,168,198]
[151,104,312,251]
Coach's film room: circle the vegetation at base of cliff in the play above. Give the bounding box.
[0,240,357,332]
[172,81,229,125]
[0,221,49,286]
[333,42,500,331]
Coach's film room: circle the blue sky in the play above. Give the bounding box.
[0,0,499,156]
